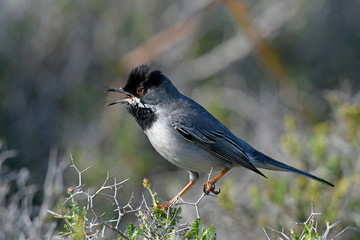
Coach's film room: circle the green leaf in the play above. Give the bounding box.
[126,222,136,237]
[290,228,300,240]
[192,218,200,239]
[200,225,216,240]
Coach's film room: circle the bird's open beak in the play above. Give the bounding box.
[107,87,134,106]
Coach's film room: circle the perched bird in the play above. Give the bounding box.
[107,64,334,205]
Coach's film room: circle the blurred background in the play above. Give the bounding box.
[0,0,359,239]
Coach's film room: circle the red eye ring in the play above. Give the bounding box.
[136,87,146,95]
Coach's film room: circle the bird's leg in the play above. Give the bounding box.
[204,167,231,195]
[169,181,195,204]
[158,171,198,211]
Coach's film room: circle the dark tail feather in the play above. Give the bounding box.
[252,152,334,187]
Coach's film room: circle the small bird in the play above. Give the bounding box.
[108,64,334,205]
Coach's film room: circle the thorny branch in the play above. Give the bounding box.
[49,156,216,239]
[46,156,352,239]
[263,204,350,240]
[45,155,353,239]
[91,208,129,240]
[49,156,132,238]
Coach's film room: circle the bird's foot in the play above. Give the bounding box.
[203,180,221,195]
[156,202,171,212]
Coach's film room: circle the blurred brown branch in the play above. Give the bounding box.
[118,0,219,75]
[225,0,289,86]
[173,0,297,84]
[224,0,320,122]
[119,19,199,73]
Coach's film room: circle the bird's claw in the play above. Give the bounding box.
[203,180,221,195]
[156,202,171,212]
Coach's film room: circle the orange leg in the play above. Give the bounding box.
[204,167,231,195]
[169,181,195,204]
[158,181,195,211]
[158,171,198,211]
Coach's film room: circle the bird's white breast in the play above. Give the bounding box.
[144,115,226,172]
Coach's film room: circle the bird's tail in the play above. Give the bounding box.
[251,151,334,187]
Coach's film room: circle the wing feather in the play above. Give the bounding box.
[173,123,266,178]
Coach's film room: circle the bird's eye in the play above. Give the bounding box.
[136,87,146,95]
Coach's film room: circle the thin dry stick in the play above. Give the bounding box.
[58,157,131,239]
[91,208,129,240]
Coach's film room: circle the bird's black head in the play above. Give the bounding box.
[107,64,180,130]
[122,64,164,97]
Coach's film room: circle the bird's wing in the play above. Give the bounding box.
[172,120,266,178]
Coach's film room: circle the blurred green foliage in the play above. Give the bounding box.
[247,94,360,238]
[217,178,235,213]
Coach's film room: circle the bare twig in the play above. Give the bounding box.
[53,157,132,239]
[90,208,129,240]
[264,205,350,240]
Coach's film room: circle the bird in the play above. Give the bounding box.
[107,64,334,205]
